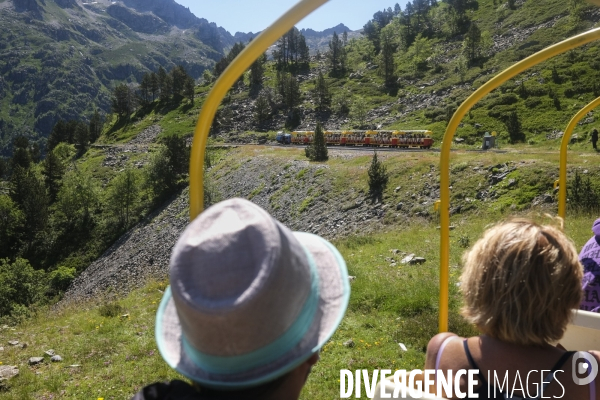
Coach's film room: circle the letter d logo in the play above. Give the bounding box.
[572,351,599,386]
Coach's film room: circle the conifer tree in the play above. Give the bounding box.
[42,148,65,202]
[463,22,482,65]
[328,32,346,76]
[149,72,159,101]
[368,151,388,202]
[89,110,104,143]
[184,77,195,105]
[505,111,525,143]
[305,122,328,161]
[314,72,330,111]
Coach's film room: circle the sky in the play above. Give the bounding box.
[174,0,407,34]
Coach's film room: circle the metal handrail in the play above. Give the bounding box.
[189,0,328,220]
[438,28,600,332]
[558,96,600,218]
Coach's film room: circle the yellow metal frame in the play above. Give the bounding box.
[558,96,600,219]
[189,0,328,220]
[438,27,600,332]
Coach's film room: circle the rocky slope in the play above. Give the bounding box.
[61,145,560,304]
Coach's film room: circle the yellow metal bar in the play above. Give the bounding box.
[189,0,329,220]
[438,27,600,333]
[558,96,600,219]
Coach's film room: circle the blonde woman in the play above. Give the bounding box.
[425,219,599,399]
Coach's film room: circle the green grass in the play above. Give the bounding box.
[3,211,597,399]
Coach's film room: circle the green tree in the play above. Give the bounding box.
[11,136,31,170]
[146,136,190,201]
[367,151,388,202]
[139,73,152,105]
[89,109,104,143]
[505,111,525,143]
[184,76,195,105]
[42,148,66,202]
[107,168,140,228]
[0,258,46,318]
[313,72,330,111]
[112,84,135,118]
[149,72,159,101]
[463,22,482,65]
[332,90,351,115]
[47,120,69,151]
[328,32,346,76]
[75,122,90,155]
[254,90,272,123]
[157,66,172,101]
[277,72,301,110]
[351,96,369,128]
[407,33,432,71]
[0,195,24,258]
[171,65,189,100]
[249,54,265,93]
[305,122,328,162]
[9,167,49,243]
[379,27,396,87]
[54,168,99,227]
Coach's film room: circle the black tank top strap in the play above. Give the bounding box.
[463,339,489,386]
[548,351,576,374]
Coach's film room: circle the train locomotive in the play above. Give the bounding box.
[277,130,434,149]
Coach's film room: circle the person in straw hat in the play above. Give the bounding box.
[132,198,350,400]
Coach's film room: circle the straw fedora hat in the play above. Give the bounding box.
[155,198,350,389]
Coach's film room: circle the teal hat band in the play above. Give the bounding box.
[159,245,320,376]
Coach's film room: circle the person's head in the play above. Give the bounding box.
[592,218,600,236]
[460,219,583,346]
[155,198,350,399]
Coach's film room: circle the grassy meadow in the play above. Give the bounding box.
[0,204,597,399]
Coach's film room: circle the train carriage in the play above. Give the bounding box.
[289,129,434,148]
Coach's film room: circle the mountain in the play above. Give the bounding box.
[0,0,238,154]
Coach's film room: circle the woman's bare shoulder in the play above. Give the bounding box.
[424,332,463,369]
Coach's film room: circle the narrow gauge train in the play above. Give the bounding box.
[276,130,434,149]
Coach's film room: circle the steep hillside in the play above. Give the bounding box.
[0,0,232,152]
[196,0,600,151]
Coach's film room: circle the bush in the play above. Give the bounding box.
[0,258,46,318]
[49,265,77,292]
[99,302,124,318]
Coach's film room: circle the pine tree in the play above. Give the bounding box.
[505,111,525,143]
[328,32,346,76]
[171,65,189,99]
[11,136,31,170]
[112,84,134,117]
[463,22,482,65]
[314,72,330,111]
[42,148,65,202]
[139,73,152,105]
[89,110,104,143]
[149,72,159,101]
[157,66,171,102]
[184,76,195,105]
[254,91,271,123]
[75,121,90,155]
[305,122,328,161]
[367,151,388,202]
[249,55,265,93]
[380,29,396,87]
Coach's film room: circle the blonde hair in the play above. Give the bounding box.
[460,219,583,346]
